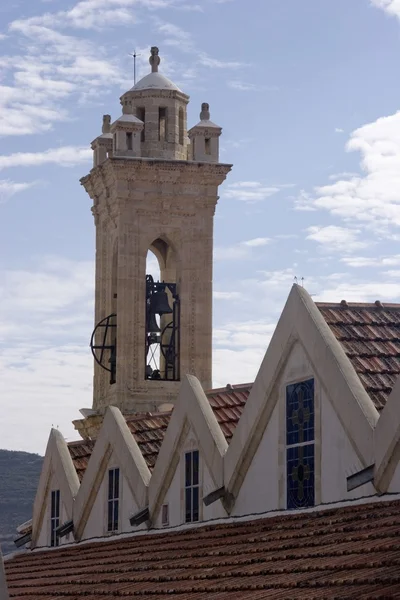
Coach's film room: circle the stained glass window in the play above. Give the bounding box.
[184,450,199,523]
[107,468,120,532]
[286,378,315,509]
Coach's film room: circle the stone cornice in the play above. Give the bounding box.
[121,89,189,104]
[81,158,232,194]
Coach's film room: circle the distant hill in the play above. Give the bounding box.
[0,449,43,555]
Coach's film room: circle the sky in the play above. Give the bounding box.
[1,0,400,454]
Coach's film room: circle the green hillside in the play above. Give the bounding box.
[0,449,43,555]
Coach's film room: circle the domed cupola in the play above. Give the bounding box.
[119,47,189,160]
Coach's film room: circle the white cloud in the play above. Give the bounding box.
[213,291,242,300]
[335,128,344,133]
[0,146,92,170]
[227,81,278,92]
[224,181,281,203]
[341,254,400,267]
[329,172,359,181]
[295,111,400,231]
[0,256,95,452]
[0,180,38,203]
[370,0,400,19]
[242,237,271,247]
[198,53,246,69]
[306,225,368,253]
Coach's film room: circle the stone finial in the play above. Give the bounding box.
[102,115,111,134]
[200,102,210,121]
[149,46,160,73]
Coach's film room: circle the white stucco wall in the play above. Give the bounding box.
[232,405,280,516]
[36,470,69,548]
[321,391,375,502]
[82,450,145,540]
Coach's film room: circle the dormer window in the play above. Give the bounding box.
[50,490,60,547]
[107,467,120,532]
[286,379,315,509]
[185,450,199,523]
[126,132,133,151]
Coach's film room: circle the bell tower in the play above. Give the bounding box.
[81,47,232,414]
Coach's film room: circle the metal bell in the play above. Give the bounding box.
[150,289,172,316]
[147,311,160,333]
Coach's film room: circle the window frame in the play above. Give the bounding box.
[184,450,200,523]
[107,467,120,533]
[50,489,60,547]
[285,378,315,510]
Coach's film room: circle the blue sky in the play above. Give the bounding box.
[1,0,400,453]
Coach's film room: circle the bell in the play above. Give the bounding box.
[150,289,172,316]
[147,311,160,333]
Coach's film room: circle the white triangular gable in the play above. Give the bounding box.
[73,406,151,540]
[148,375,228,523]
[374,375,400,492]
[224,284,379,505]
[31,429,79,548]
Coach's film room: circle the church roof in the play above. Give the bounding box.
[317,302,400,410]
[5,497,400,598]
[130,72,182,93]
[67,383,252,477]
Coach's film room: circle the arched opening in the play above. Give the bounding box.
[145,239,179,382]
[178,107,184,146]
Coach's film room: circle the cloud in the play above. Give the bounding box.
[0,180,38,203]
[341,254,400,268]
[227,81,278,92]
[224,181,282,203]
[306,225,368,253]
[294,111,400,231]
[213,291,242,300]
[0,256,95,452]
[328,172,359,181]
[198,53,246,69]
[335,128,344,133]
[370,0,400,19]
[0,146,92,170]
[242,237,271,247]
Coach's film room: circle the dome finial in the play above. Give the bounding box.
[200,102,210,121]
[149,46,160,73]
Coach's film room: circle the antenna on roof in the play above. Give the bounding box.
[129,49,141,85]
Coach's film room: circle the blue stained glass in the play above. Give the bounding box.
[286,379,315,447]
[287,444,315,509]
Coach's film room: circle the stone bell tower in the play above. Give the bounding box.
[80,47,232,415]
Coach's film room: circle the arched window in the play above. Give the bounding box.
[178,107,184,146]
[145,239,179,382]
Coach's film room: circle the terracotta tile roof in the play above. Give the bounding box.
[67,440,95,482]
[317,302,400,410]
[125,412,171,470]
[67,384,252,477]
[207,383,252,440]
[6,498,400,598]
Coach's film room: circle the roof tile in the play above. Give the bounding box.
[317,302,400,410]
[6,498,400,598]
[67,384,252,478]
